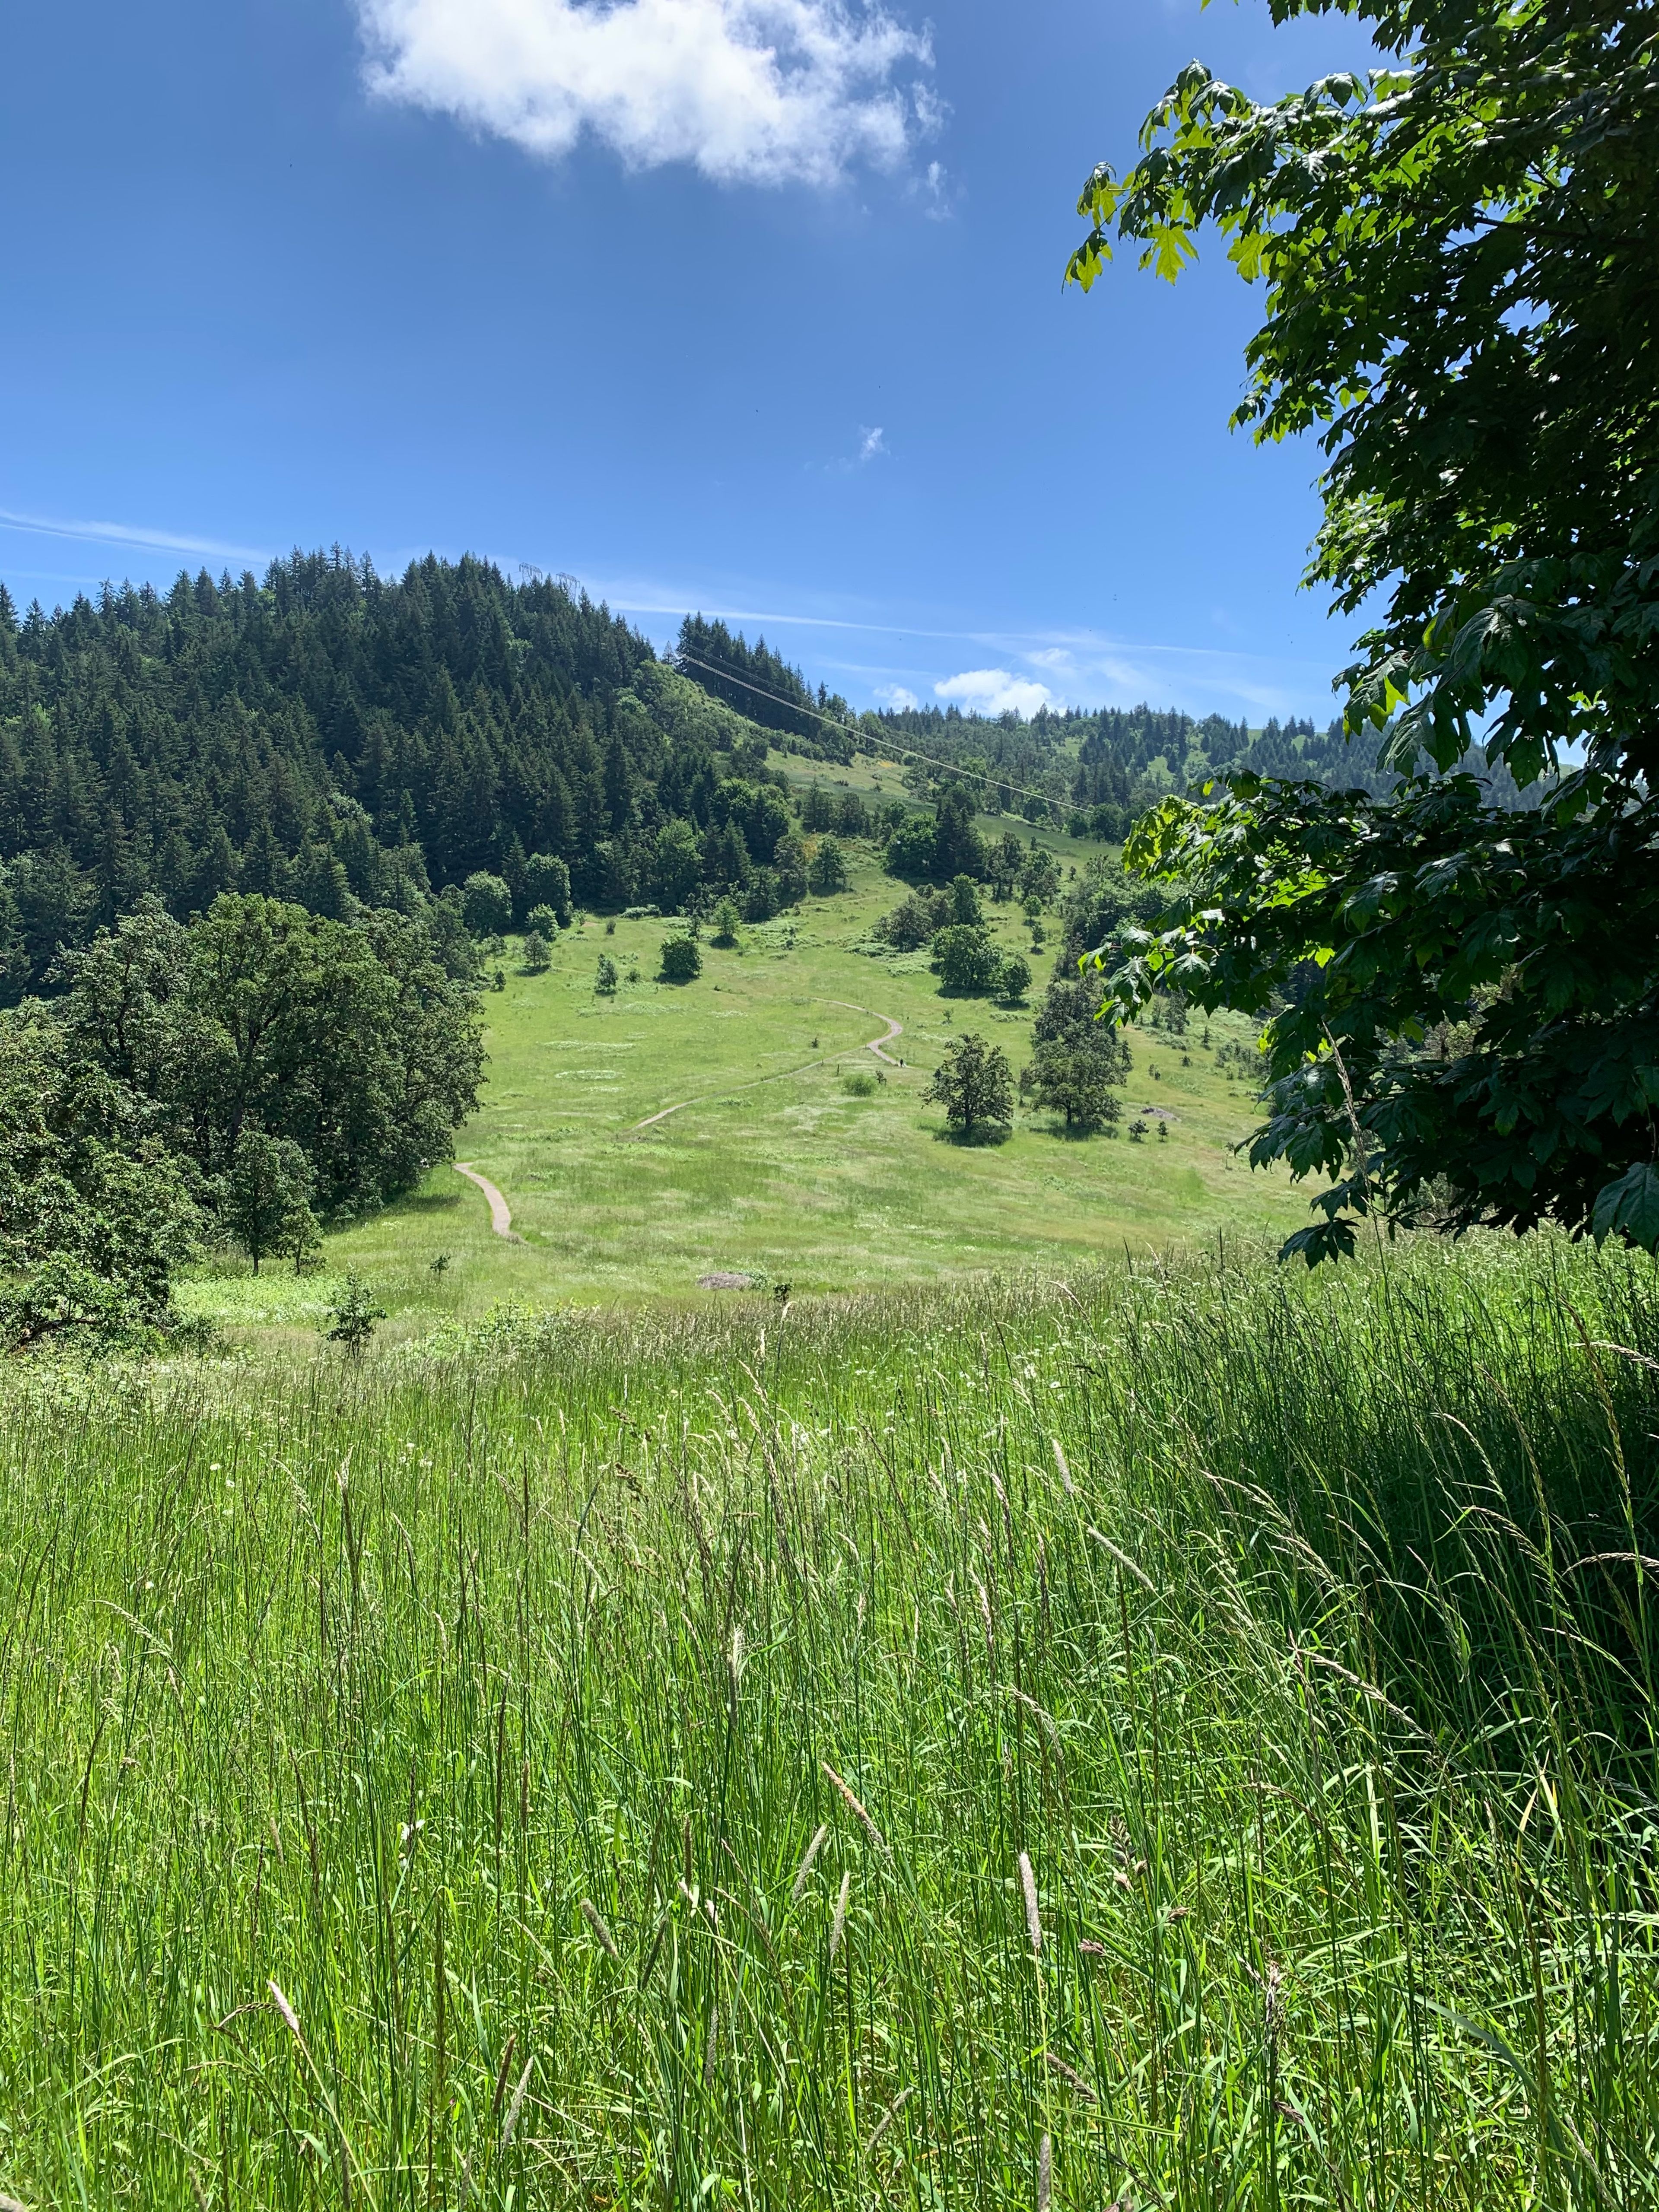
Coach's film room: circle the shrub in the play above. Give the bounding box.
[842,1068,877,1097]
[462,871,513,938]
[322,1271,384,1358]
[595,954,619,996]
[659,934,703,984]
[711,897,743,947]
[524,904,559,939]
[521,931,552,973]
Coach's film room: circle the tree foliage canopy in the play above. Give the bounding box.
[925,1033,1016,1141]
[0,1004,204,1347]
[1071,0,1659,1258]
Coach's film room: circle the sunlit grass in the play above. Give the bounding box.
[177,843,1303,1338]
[4,1231,1658,2206]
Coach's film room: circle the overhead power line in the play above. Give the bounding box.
[671,652,1070,816]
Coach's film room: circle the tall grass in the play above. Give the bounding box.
[1,1233,1656,2207]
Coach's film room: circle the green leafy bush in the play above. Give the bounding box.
[659,935,702,985]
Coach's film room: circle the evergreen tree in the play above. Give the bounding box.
[808,836,849,895]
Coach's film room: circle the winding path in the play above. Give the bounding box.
[626,998,905,1137]
[823,998,903,1066]
[453,1161,524,1242]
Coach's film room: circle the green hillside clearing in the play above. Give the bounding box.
[182,834,1300,1340]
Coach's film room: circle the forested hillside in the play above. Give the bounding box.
[0,544,1538,1009]
[674,613,854,756]
[0,552,812,998]
[869,699,1535,836]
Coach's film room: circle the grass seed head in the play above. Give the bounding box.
[830,1869,852,1961]
[1019,1851,1042,1955]
[580,1897,620,1961]
[821,1760,885,1853]
[792,1821,829,1902]
[502,2056,534,2146]
[1038,2130,1052,2212]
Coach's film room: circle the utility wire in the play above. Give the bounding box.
[671,652,1072,817]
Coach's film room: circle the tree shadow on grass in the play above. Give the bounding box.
[931,1124,1014,1148]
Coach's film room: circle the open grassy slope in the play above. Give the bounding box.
[182,829,1303,1341]
[7,1235,1659,2207]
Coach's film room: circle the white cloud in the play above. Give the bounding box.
[935,667,1055,718]
[874,682,918,709]
[857,425,887,463]
[913,153,952,218]
[354,0,935,187]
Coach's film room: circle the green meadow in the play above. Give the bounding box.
[182,826,1303,1344]
[20,794,1659,2212]
[5,1236,1658,2207]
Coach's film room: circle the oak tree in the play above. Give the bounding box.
[1070,0,1659,1258]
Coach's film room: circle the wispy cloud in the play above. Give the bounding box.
[873,681,918,709]
[0,506,270,564]
[354,0,937,188]
[857,425,887,464]
[466,562,1346,718]
[935,667,1056,718]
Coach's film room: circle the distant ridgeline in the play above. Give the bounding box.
[864,702,1540,838]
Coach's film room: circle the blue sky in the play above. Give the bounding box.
[0,0,1377,722]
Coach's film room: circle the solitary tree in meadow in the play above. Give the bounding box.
[933,925,1003,997]
[925,1033,1015,1141]
[659,935,702,984]
[995,952,1032,1004]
